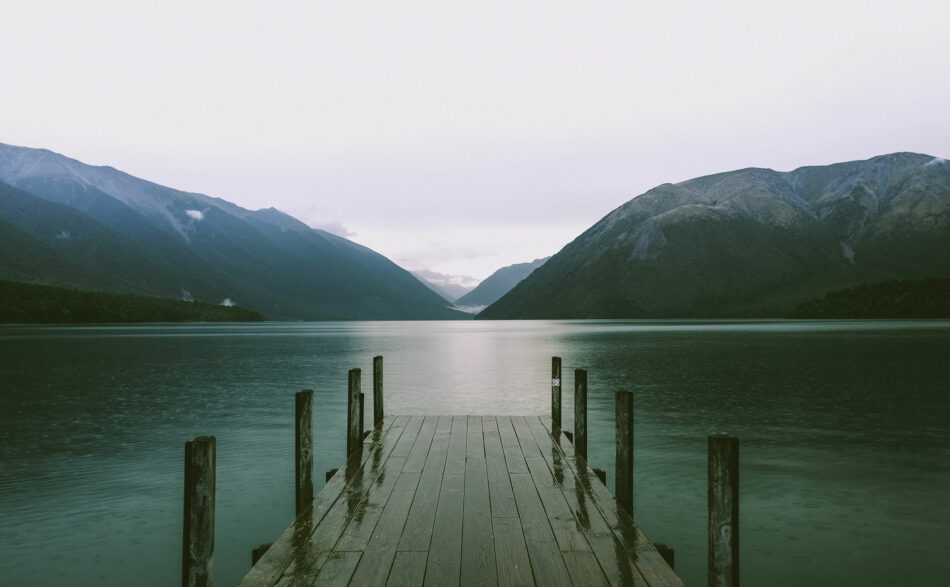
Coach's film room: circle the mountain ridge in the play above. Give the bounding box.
[478,152,950,318]
[0,142,469,320]
[455,257,550,310]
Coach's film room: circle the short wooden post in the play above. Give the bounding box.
[182,436,215,587]
[373,355,384,427]
[655,543,675,570]
[709,434,739,587]
[347,368,362,456]
[551,356,562,431]
[251,543,272,566]
[295,390,314,516]
[615,390,633,517]
[574,368,588,460]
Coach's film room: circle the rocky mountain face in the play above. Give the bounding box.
[454,257,549,311]
[0,142,468,320]
[478,153,950,318]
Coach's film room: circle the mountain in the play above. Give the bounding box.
[0,142,468,320]
[478,153,950,318]
[454,257,550,311]
[411,269,479,302]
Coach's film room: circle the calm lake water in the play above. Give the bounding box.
[1,320,948,586]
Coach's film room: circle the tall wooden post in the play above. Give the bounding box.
[347,368,362,456]
[295,390,314,516]
[373,355,384,427]
[574,369,588,460]
[709,434,739,587]
[615,390,633,517]
[551,356,562,431]
[182,436,215,587]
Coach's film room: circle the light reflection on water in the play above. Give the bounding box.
[1,320,948,586]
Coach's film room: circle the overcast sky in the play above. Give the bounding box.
[2,1,948,279]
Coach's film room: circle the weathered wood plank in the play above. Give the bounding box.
[510,416,543,459]
[525,457,592,553]
[560,477,647,587]
[535,417,684,587]
[461,454,497,585]
[484,417,518,518]
[278,423,414,582]
[424,415,467,586]
[331,456,407,552]
[523,417,645,586]
[311,551,362,587]
[348,472,423,585]
[390,415,425,458]
[562,552,609,587]
[244,413,683,587]
[398,421,450,551]
[387,551,428,587]
[493,516,534,587]
[435,415,454,436]
[496,416,529,474]
[237,416,402,587]
[467,414,485,457]
[404,415,438,473]
[509,473,573,587]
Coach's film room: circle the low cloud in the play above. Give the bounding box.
[220,298,235,307]
[310,220,357,238]
[398,241,497,270]
[186,209,205,221]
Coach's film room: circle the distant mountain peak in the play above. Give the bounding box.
[455,257,550,311]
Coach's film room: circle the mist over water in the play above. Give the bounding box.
[1,320,948,586]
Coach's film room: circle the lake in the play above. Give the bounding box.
[1,320,948,586]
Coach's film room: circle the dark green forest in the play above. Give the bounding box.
[0,280,267,323]
[786,278,950,319]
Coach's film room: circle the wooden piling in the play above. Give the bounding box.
[359,392,365,438]
[708,434,739,587]
[574,368,588,460]
[347,369,362,456]
[373,355,384,427]
[615,390,633,517]
[551,356,562,431]
[295,390,314,516]
[182,436,215,587]
[251,544,272,566]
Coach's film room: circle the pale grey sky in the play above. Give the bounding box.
[2,0,948,279]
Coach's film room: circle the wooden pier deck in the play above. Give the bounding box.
[238,414,683,587]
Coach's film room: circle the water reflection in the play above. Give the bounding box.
[1,320,948,586]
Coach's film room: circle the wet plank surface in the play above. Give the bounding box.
[239,415,683,586]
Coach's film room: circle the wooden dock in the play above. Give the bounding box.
[238,414,684,586]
